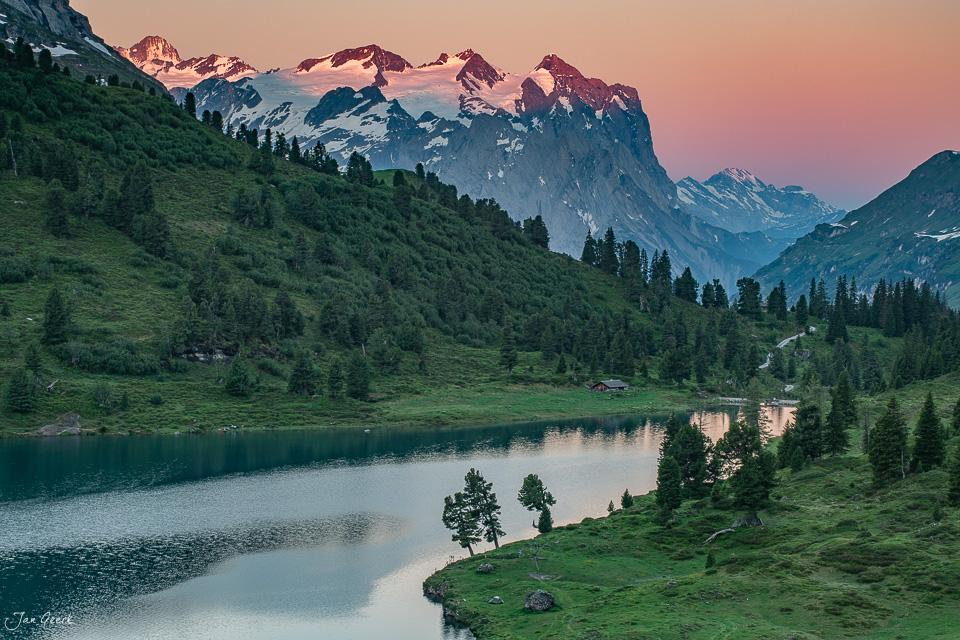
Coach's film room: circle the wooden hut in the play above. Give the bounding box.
[589,379,629,392]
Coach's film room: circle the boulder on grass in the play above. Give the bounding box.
[33,412,81,436]
[525,589,555,611]
[732,514,763,528]
[477,563,494,573]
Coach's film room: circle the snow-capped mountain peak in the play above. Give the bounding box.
[455,50,505,90]
[116,35,180,65]
[115,35,258,89]
[677,169,845,239]
[534,53,579,77]
[418,50,483,68]
[529,53,640,112]
[328,44,411,72]
[295,44,412,88]
[718,167,765,190]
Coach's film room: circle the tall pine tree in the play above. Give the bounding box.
[793,398,824,460]
[225,352,257,397]
[346,353,371,400]
[183,92,197,118]
[518,473,556,532]
[662,422,712,497]
[824,371,856,455]
[464,468,504,549]
[826,303,849,344]
[537,504,554,533]
[287,351,319,396]
[869,396,909,487]
[517,473,556,513]
[716,421,776,518]
[655,455,683,513]
[4,366,35,413]
[41,288,69,345]
[442,492,481,556]
[912,392,945,470]
[795,294,809,328]
[731,449,778,516]
[580,231,597,265]
[598,227,619,275]
[499,317,518,373]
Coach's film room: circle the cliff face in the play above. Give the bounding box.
[0,0,165,91]
[1,0,94,40]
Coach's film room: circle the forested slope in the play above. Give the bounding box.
[1,42,957,435]
[0,45,686,432]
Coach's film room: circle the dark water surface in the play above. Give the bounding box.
[0,406,793,639]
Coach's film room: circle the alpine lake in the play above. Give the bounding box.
[0,405,794,639]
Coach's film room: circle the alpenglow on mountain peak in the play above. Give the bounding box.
[118,37,638,122]
[114,35,258,88]
[115,35,181,64]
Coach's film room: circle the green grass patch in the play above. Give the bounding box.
[426,440,960,639]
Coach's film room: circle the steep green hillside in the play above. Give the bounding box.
[756,151,960,304]
[0,54,661,431]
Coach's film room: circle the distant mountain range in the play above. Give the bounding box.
[677,168,845,240]
[115,35,829,289]
[114,35,257,89]
[756,151,960,304]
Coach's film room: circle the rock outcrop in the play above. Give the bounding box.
[525,589,556,611]
[33,412,81,436]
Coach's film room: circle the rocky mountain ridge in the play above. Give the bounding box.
[678,168,845,240]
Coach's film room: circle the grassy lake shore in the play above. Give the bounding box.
[0,382,697,436]
[424,428,960,640]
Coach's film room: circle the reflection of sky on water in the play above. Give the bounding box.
[0,408,793,640]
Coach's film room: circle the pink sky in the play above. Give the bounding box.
[74,0,959,210]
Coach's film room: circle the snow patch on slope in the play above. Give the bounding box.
[424,136,448,149]
[916,229,960,242]
[84,37,112,57]
[46,44,77,57]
